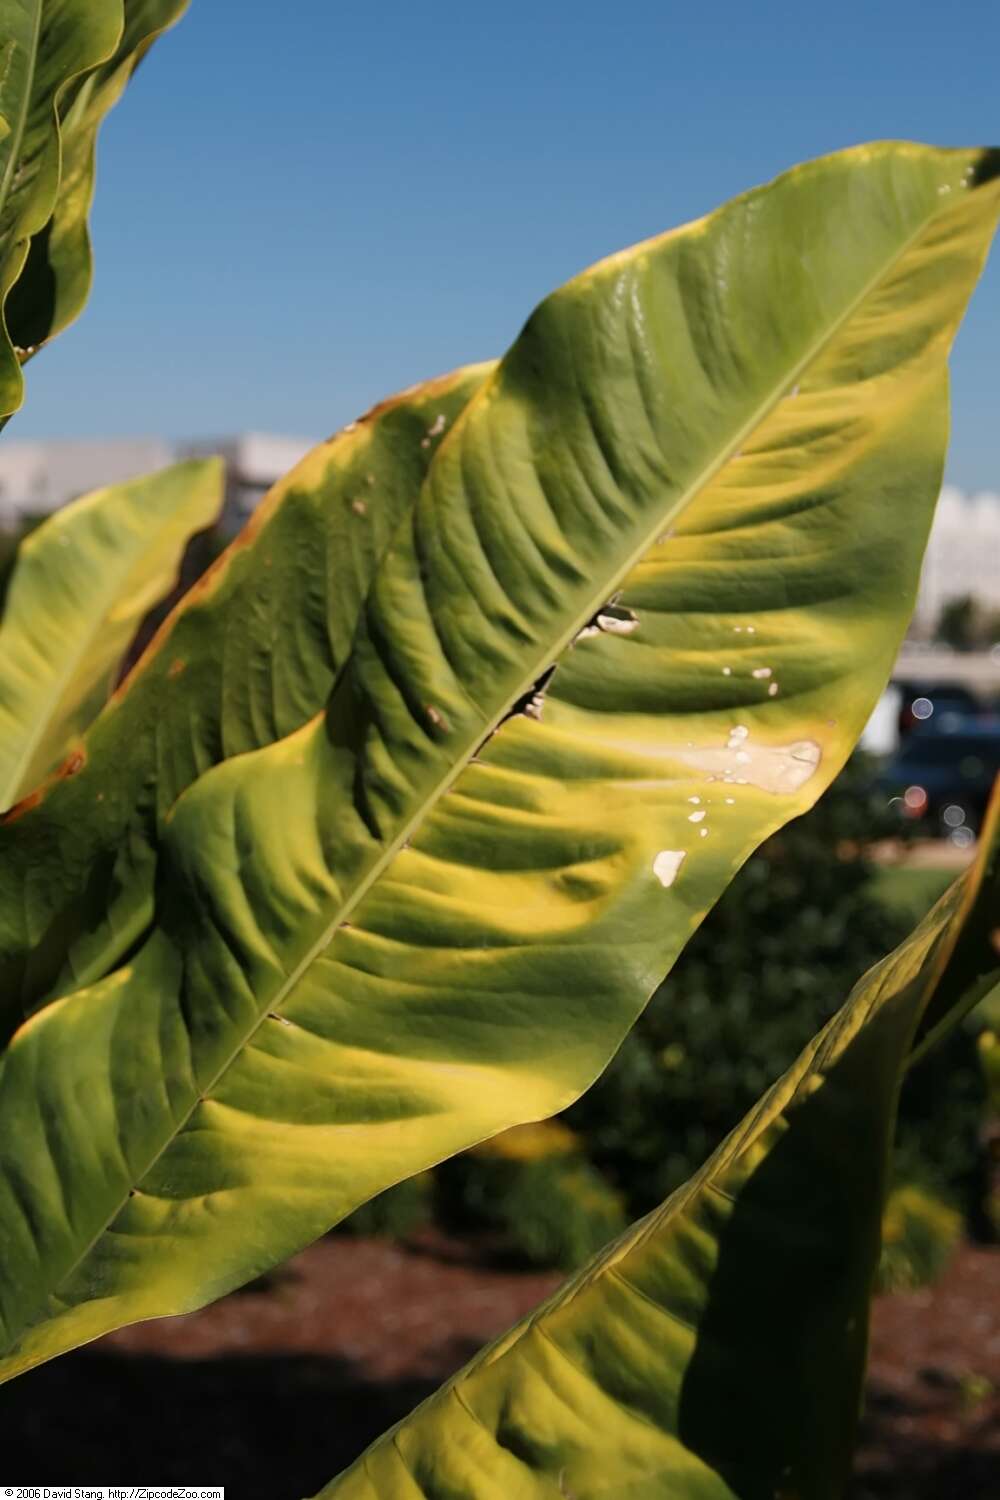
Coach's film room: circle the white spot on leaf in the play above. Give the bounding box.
[659,734,822,795]
[653,850,686,887]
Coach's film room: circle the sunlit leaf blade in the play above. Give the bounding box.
[0,457,222,810]
[318,796,1000,1500]
[0,364,490,1012]
[3,1,190,365]
[0,0,123,417]
[0,142,997,1380]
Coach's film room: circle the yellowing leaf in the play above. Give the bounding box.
[0,457,222,809]
[0,141,997,1380]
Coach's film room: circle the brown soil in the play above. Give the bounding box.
[852,1242,1000,1498]
[3,1234,997,1497]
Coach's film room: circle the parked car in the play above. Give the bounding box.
[878,717,1000,840]
[894,680,982,738]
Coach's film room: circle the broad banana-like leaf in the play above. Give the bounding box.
[0,457,222,811]
[319,794,1000,1500]
[0,141,998,1380]
[3,1,191,371]
[0,0,122,416]
[0,364,489,1015]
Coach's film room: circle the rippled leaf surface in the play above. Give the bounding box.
[0,142,997,1380]
[0,456,222,810]
[319,796,1000,1500]
[0,365,489,1014]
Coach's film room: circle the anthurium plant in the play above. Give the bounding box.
[0,11,998,1491]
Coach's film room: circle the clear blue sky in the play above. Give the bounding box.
[10,0,1000,490]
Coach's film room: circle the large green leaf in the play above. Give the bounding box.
[0,363,489,1014]
[0,456,222,811]
[3,1,190,371]
[319,794,1000,1500]
[0,0,123,416]
[0,141,997,1380]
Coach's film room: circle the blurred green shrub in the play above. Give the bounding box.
[438,1121,627,1270]
[339,1171,434,1240]
[978,1028,1000,1113]
[494,1158,626,1270]
[876,1181,962,1293]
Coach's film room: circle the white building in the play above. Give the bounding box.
[0,432,314,535]
[0,437,173,527]
[181,433,315,531]
[1,444,997,629]
[913,485,1000,634]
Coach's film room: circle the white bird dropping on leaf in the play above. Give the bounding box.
[653,850,686,888]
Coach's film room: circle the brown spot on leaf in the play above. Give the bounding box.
[2,746,86,823]
[168,659,186,679]
[351,363,482,430]
[1,787,45,824]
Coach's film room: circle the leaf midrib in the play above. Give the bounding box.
[39,186,960,1321]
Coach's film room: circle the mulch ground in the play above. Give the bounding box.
[3,1234,997,1497]
[853,1242,1000,1498]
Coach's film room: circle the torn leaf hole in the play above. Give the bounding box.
[491,664,557,739]
[574,600,639,644]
